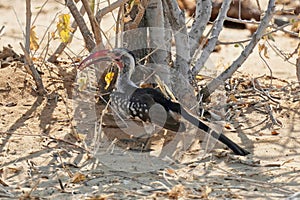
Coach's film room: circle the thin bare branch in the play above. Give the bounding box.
[66,0,95,52]
[225,16,260,24]
[189,0,212,57]
[32,0,49,25]
[95,0,130,22]
[218,19,300,45]
[191,0,232,78]
[200,0,276,100]
[23,0,46,95]
[146,0,168,65]
[20,43,46,95]
[81,0,103,45]
[163,0,190,78]
[0,25,4,35]
[25,0,31,57]
[33,10,61,57]
[297,56,300,82]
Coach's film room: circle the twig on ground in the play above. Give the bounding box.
[162,169,176,187]
[252,77,280,104]
[19,179,40,199]
[151,181,171,190]
[265,104,282,127]
[297,55,300,82]
[0,130,90,153]
[0,185,14,198]
[0,25,5,35]
[214,165,293,194]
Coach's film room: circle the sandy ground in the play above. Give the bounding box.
[0,0,300,199]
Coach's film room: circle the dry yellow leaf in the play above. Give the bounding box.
[228,94,238,102]
[51,31,58,40]
[71,172,86,183]
[271,130,280,135]
[291,16,300,34]
[258,43,265,53]
[224,124,232,129]
[200,185,212,199]
[57,14,73,43]
[168,184,185,199]
[30,26,39,50]
[104,71,115,89]
[165,168,175,174]
[87,194,114,200]
[195,74,204,80]
[258,43,269,59]
[8,167,23,173]
[264,45,269,58]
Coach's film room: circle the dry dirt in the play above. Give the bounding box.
[0,0,300,199]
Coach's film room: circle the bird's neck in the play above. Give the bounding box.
[116,71,138,94]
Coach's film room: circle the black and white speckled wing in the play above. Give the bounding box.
[110,89,186,132]
[110,91,131,117]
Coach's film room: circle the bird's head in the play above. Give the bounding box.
[78,48,136,76]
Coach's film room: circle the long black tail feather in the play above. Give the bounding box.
[179,106,250,156]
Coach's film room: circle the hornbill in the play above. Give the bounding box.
[78,48,250,156]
